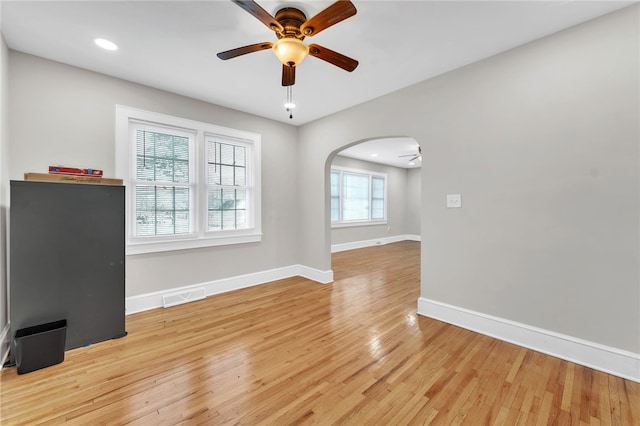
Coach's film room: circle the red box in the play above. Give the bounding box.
[48,166,103,177]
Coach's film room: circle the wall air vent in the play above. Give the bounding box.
[162,288,206,308]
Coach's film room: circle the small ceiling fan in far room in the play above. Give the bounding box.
[217,0,359,87]
[399,146,422,162]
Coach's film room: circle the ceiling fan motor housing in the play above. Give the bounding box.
[274,8,308,40]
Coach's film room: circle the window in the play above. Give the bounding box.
[206,138,249,231]
[133,124,193,237]
[331,167,387,226]
[116,106,261,254]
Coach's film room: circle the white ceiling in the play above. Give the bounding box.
[338,137,422,169]
[0,0,632,168]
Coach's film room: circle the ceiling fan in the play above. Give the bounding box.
[217,0,359,86]
[399,146,422,162]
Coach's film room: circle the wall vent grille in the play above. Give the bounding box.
[162,288,206,308]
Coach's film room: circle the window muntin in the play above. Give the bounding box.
[116,106,261,255]
[331,167,387,225]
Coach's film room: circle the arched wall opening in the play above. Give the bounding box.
[325,136,422,273]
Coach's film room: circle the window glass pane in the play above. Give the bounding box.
[174,138,189,161]
[372,199,384,220]
[236,210,247,228]
[136,129,189,183]
[222,189,236,210]
[331,171,340,222]
[220,143,234,165]
[235,166,246,186]
[174,160,189,183]
[175,211,190,234]
[372,176,385,220]
[207,189,248,231]
[209,210,222,231]
[235,146,246,166]
[342,172,369,221]
[331,172,339,196]
[208,189,222,210]
[156,211,176,235]
[220,165,235,186]
[222,211,236,229]
[208,140,247,187]
[236,190,247,209]
[135,185,156,237]
[134,185,190,237]
[372,177,384,198]
[208,162,221,185]
[155,158,174,182]
[136,157,155,181]
[136,129,155,157]
[156,135,173,159]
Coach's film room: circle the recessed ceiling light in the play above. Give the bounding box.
[94,38,118,51]
[371,153,378,157]
[409,162,415,166]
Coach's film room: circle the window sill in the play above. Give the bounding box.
[126,232,262,255]
[331,220,387,229]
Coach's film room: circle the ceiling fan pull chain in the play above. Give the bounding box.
[286,86,294,120]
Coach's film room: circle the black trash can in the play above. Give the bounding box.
[14,319,67,374]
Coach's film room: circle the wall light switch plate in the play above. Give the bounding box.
[447,194,462,208]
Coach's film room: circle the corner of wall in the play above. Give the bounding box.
[0,31,11,368]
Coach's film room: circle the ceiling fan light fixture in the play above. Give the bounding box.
[272,38,308,66]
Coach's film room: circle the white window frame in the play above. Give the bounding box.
[330,166,387,228]
[116,105,261,255]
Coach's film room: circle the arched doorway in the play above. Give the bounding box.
[325,137,422,272]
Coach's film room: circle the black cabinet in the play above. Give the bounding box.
[9,180,126,363]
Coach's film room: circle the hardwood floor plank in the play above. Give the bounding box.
[1,241,638,425]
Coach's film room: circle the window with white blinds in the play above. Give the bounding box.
[116,106,261,254]
[206,138,249,232]
[133,125,193,237]
[330,167,387,226]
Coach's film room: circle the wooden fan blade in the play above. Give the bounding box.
[308,44,358,72]
[231,0,283,32]
[217,42,273,60]
[300,0,356,36]
[282,65,295,86]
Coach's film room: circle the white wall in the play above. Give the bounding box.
[330,155,415,245]
[0,33,9,361]
[405,168,421,236]
[297,5,639,357]
[8,52,301,298]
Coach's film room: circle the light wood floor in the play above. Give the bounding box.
[1,241,638,425]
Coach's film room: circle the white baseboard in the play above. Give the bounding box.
[331,234,421,253]
[417,297,640,383]
[126,264,334,315]
[296,265,334,284]
[0,322,10,369]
